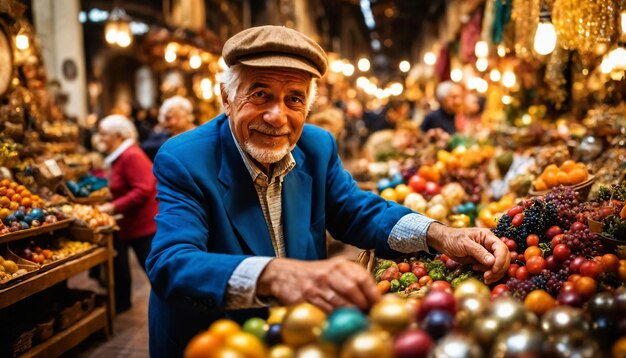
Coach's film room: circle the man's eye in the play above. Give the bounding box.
[253,92,266,98]
[289,96,304,104]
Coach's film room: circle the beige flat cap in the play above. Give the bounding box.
[222,25,328,78]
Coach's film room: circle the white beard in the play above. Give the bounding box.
[243,139,291,164]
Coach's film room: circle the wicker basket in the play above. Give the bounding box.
[528,175,595,202]
[8,327,35,358]
[356,250,428,299]
[56,290,96,331]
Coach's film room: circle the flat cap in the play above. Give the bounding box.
[222,25,328,78]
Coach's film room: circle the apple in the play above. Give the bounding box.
[408,175,427,193]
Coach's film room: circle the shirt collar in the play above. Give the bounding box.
[228,120,296,184]
[104,138,135,166]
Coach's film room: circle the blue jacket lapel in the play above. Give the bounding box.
[282,147,313,260]
[217,117,275,257]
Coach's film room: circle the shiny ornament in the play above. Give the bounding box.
[586,292,617,318]
[340,331,392,358]
[215,347,247,358]
[541,306,590,340]
[370,295,414,335]
[224,332,266,358]
[243,318,268,340]
[470,316,502,348]
[455,295,490,330]
[430,334,483,358]
[422,309,455,340]
[268,345,295,358]
[296,343,336,358]
[393,330,433,358]
[578,136,603,162]
[282,304,326,348]
[265,324,283,346]
[489,297,528,331]
[615,286,626,313]
[268,307,288,324]
[453,279,490,300]
[321,307,369,345]
[491,327,544,358]
[546,335,599,358]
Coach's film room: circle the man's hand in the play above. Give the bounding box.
[257,257,381,313]
[97,202,114,215]
[426,223,510,284]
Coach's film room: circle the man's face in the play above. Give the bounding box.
[163,106,190,136]
[442,85,463,114]
[223,67,310,167]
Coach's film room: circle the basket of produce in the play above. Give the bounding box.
[9,237,97,271]
[529,160,595,201]
[0,251,40,289]
[7,327,35,358]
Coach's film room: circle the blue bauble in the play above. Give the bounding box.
[389,173,404,187]
[20,221,30,229]
[23,215,33,225]
[422,309,455,340]
[265,324,283,346]
[377,178,392,192]
[5,214,16,223]
[14,210,24,221]
[29,208,44,221]
[321,307,369,345]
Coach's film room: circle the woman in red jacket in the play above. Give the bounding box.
[97,114,159,313]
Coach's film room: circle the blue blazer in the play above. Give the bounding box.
[146,114,411,357]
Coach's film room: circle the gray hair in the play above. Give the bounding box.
[435,81,459,102]
[99,114,138,140]
[216,64,318,113]
[158,96,194,123]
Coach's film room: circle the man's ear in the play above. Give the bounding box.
[220,84,231,116]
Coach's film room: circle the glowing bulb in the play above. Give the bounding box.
[165,49,177,63]
[189,54,202,69]
[424,52,437,66]
[200,78,213,100]
[621,11,626,36]
[116,32,132,47]
[105,23,118,44]
[600,56,613,74]
[489,69,501,82]
[365,83,377,95]
[476,58,488,72]
[330,60,344,73]
[342,63,355,76]
[358,58,370,72]
[356,76,369,88]
[218,56,227,70]
[450,68,463,82]
[476,78,488,93]
[214,83,221,96]
[389,82,403,96]
[399,60,411,73]
[533,22,557,55]
[522,114,532,125]
[15,34,29,50]
[502,71,516,88]
[608,47,626,70]
[497,45,506,57]
[502,95,512,105]
[475,41,488,58]
[375,88,385,99]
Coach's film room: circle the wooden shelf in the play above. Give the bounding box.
[19,306,107,358]
[0,219,74,244]
[0,248,108,309]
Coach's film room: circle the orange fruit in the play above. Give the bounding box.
[15,185,26,193]
[184,331,222,358]
[8,182,17,189]
[560,160,576,173]
[224,332,266,358]
[21,197,32,208]
[0,187,6,196]
[524,289,556,315]
[10,194,22,203]
[209,320,241,344]
[19,190,31,198]
[573,276,597,299]
[524,246,543,261]
[543,171,558,188]
[5,189,15,198]
[0,179,10,187]
[544,164,559,173]
[534,178,547,191]
[556,171,571,186]
[9,201,19,211]
[568,168,588,184]
[0,196,9,208]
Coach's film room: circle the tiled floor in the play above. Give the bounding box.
[62,241,362,357]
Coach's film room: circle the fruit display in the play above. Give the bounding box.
[13,237,95,265]
[533,160,591,192]
[65,174,109,201]
[0,179,46,213]
[61,204,116,229]
[183,281,626,357]
[0,206,66,235]
[0,255,28,283]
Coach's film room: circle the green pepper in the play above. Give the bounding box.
[399,272,418,288]
[390,279,401,292]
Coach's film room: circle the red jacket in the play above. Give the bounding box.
[110,144,158,239]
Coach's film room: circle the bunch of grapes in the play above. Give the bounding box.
[506,275,550,300]
[544,186,580,229]
[545,268,568,296]
[562,225,604,257]
[492,198,559,251]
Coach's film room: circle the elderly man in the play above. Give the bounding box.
[146,26,509,357]
[420,81,464,134]
[158,95,197,137]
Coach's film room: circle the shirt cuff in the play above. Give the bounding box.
[225,256,275,310]
[388,213,436,254]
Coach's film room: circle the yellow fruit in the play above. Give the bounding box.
[224,332,266,358]
[393,184,412,203]
[209,320,241,344]
[184,331,222,358]
[3,260,18,274]
[380,188,398,202]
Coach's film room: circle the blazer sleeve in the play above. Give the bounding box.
[322,132,412,258]
[146,150,249,310]
[111,150,156,214]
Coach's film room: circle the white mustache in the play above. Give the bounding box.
[249,124,290,136]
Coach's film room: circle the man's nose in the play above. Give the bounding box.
[263,100,288,127]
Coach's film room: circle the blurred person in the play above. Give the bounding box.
[456,92,485,135]
[97,115,159,313]
[364,100,411,134]
[158,96,197,137]
[420,81,463,134]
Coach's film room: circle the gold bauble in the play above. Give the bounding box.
[296,343,337,358]
[471,316,502,348]
[340,331,393,358]
[455,295,490,330]
[491,326,544,357]
[215,348,247,358]
[268,306,289,324]
[281,303,327,348]
[453,279,490,300]
[369,295,414,335]
[224,332,266,358]
[490,297,528,331]
[540,306,590,340]
[268,345,295,358]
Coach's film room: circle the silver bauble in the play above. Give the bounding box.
[541,306,590,340]
[491,326,545,358]
[429,334,483,358]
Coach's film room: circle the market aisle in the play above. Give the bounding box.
[66,252,150,357]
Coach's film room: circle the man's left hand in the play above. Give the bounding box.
[426,223,510,284]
